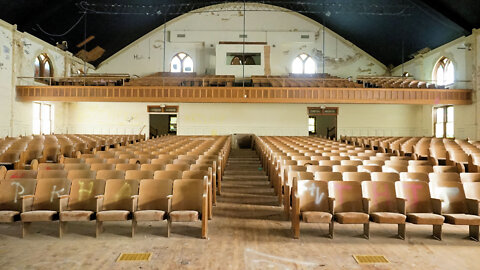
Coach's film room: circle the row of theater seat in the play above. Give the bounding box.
[254,135,480,241]
[342,136,480,172]
[0,178,208,238]
[0,134,144,170]
[357,76,443,89]
[126,75,235,87]
[251,75,362,88]
[0,135,231,239]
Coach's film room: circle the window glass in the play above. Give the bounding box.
[445,62,454,85]
[171,53,193,73]
[434,106,453,138]
[292,54,315,74]
[308,117,316,133]
[34,53,53,82]
[446,106,454,122]
[304,57,316,74]
[171,56,181,72]
[434,57,454,86]
[32,103,41,135]
[435,123,444,138]
[183,56,193,72]
[41,104,51,134]
[292,57,303,74]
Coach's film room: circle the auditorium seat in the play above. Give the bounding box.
[38,163,64,171]
[0,166,6,179]
[306,165,332,173]
[341,160,363,166]
[59,179,106,238]
[385,160,409,167]
[132,179,172,237]
[169,178,208,239]
[332,165,357,173]
[106,158,129,164]
[4,170,37,180]
[314,172,343,181]
[284,166,309,218]
[358,165,382,173]
[382,165,408,173]
[371,172,399,182]
[165,164,190,172]
[90,163,115,171]
[342,172,371,182]
[429,172,461,183]
[96,170,125,180]
[154,170,183,181]
[460,173,480,183]
[433,165,458,173]
[362,181,406,239]
[61,157,84,164]
[85,158,107,165]
[291,180,333,239]
[20,178,71,238]
[329,181,370,239]
[125,170,154,180]
[116,163,140,171]
[0,178,36,225]
[363,160,385,166]
[297,160,319,166]
[408,160,432,166]
[37,170,68,179]
[96,179,139,238]
[66,169,96,180]
[396,181,444,240]
[141,164,165,171]
[400,172,429,182]
[430,181,480,241]
[64,163,91,171]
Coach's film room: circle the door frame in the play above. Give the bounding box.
[307,106,339,139]
[147,105,179,138]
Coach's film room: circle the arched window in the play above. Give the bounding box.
[433,57,454,86]
[170,52,193,73]
[292,53,315,74]
[34,53,53,82]
[231,56,242,65]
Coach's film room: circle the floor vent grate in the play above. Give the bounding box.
[117,253,152,262]
[353,255,389,264]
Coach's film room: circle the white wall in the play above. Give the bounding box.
[96,3,387,78]
[178,103,307,136]
[65,102,426,138]
[0,19,91,137]
[392,32,478,140]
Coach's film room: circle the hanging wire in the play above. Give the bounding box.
[35,13,86,37]
[242,0,246,87]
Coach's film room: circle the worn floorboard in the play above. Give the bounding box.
[1,149,479,269]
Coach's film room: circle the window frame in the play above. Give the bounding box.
[308,116,316,134]
[34,53,54,84]
[292,53,316,74]
[168,115,177,133]
[433,105,454,138]
[32,102,53,135]
[170,52,193,73]
[433,57,454,86]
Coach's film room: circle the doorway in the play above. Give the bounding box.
[308,107,338,140]
[149,114,177,138]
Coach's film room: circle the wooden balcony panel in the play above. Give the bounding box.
[15,86,473,105]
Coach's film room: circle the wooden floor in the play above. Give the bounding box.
[1,149,480,269]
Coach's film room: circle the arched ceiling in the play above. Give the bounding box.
[2,0,479,67]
